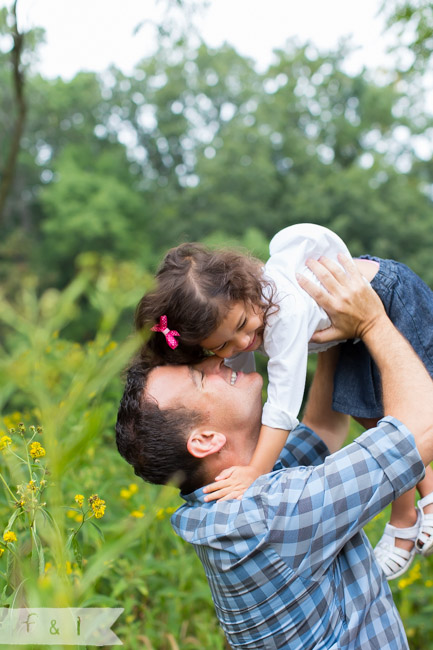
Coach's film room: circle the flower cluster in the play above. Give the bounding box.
[29,441,46,459]
[3,531,17,544]
[0,435,11,451]
[73,493,107,521]
[89,494,106,519]
[398,561,422,590]
[119,483,139,499]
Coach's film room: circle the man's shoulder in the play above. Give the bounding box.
[278,424,330,469]
[171,425,329,544]
[171,489,269,550]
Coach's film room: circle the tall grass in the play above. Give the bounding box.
[0,260,432,649]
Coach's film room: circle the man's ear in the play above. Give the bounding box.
[187,428,226,458]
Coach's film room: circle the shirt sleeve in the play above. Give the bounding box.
[261,292,309,431]
[254,416,424,578]
[277,424,330,469]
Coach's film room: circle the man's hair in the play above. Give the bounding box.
[115,360,206,493]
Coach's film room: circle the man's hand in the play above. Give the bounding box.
[202,465,261,502]
[297,254,387,344]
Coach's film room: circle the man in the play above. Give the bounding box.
[116,256,433,649]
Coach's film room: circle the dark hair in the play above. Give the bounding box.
[135,242,276,365]
[115,360,206,493]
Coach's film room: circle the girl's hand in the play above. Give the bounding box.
[202,465,262,502]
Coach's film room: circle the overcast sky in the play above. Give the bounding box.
[4,0,397,79]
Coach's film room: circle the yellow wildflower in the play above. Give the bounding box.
[0,549,4,558]
[0,435,12,451]
[29,441,46,459]
[130,510,144,518]
[120,488,131,499]
[74,494,84,507]
[89,494,106,519]
[156,508,165,520]
[93,500,106,519]
[3,531,17,543]
[99,341,118,357]
[166,506,177,515]
[27,480,37,491]
[425,580,433,587]
[67,510,77,519]
[65,561,73,575]
[128,483,138,494]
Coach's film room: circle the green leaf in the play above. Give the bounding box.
[88,519,104,541]
[80,594,121,608]
[71,535,82,569]
[5,508,21,532]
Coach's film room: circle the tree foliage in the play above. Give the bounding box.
[0,3,432,292]
[381,0,433,72]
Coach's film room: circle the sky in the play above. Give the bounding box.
[6,0,397,80]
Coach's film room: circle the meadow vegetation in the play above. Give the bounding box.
[1,0,433,646]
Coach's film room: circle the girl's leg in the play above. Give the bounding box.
[355,417,420,577]
[417,464,433,502]
[415,464,433,552]
[357,418,433,550]
[387,488,418,552]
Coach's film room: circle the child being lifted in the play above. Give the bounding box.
[136,222,433,580]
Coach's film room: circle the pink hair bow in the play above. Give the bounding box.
[151,315,180,350]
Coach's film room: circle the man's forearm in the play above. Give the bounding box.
[362,313,433,466]
[298,254,433,466]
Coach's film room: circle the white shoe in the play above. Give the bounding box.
[415,492,433,556]
[374,509,421,580]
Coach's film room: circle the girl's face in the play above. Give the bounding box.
[200,301,264,359]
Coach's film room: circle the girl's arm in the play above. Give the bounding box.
[203,425,289,502]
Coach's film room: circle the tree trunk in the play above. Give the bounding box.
[0,0,27,222]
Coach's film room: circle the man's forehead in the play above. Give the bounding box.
[146,364,197,408]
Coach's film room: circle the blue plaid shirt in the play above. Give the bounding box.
[171,417,424,649]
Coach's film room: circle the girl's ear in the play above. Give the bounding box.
[187,428,226,458]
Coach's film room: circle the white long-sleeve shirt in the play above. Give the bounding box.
[226,223,352,431]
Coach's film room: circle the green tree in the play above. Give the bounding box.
[381,0,433,73]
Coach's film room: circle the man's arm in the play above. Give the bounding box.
[302,347,350,454]
[298,254,433,467]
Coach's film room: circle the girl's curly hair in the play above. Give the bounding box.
[135,242,276,366]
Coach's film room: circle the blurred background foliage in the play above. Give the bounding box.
[1,0,433,647]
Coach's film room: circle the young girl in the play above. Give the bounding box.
[136,223,433,580]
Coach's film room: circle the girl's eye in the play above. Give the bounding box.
[239,317,247,330]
